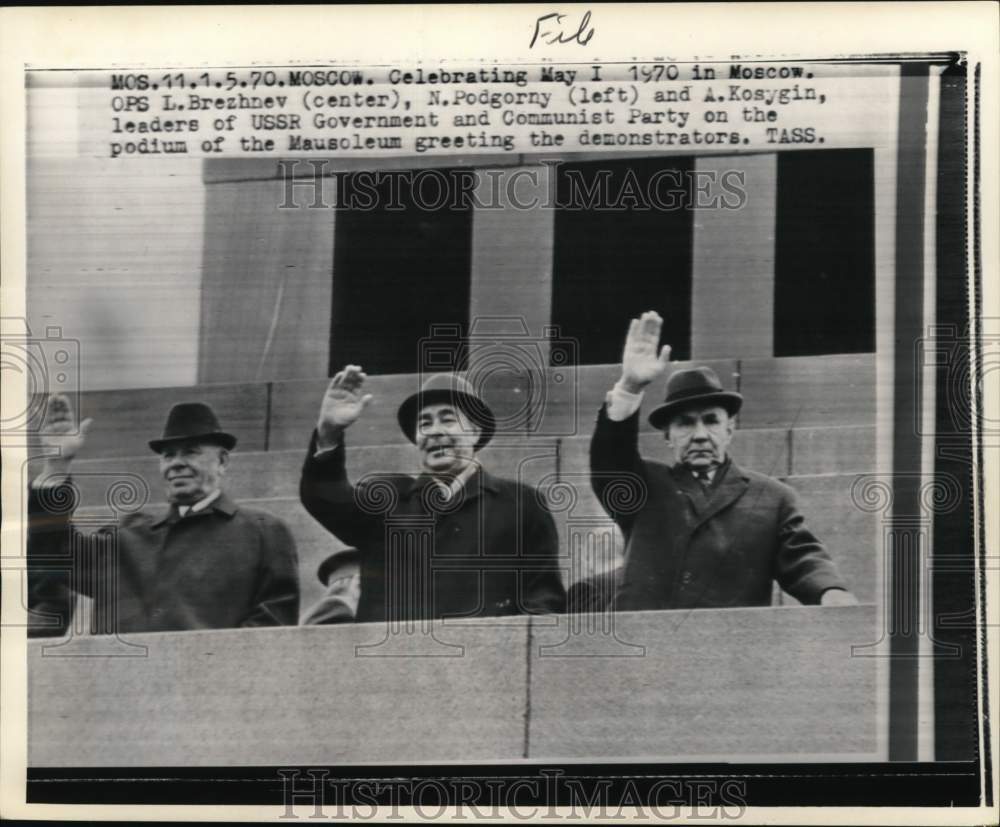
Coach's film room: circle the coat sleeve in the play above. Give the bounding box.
[773,484,849,604]
[589,405,647,535]
[518,487,567,614]
[242,515,300,627]
[26,481,91,637]
[299,430,382,551]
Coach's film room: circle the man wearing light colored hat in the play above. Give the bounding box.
[590,311,857,611]
[27,395,300,635]
[300,364,566,623]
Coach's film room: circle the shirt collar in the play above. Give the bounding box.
[682,455,731,484]
[434,460,480,500]
[404,462,498,502]
[153,490,237,527]
[177,489,222,516]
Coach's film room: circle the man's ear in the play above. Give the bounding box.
[725,415,736,437]
[217,447,230,471]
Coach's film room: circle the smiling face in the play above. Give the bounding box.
[158,439,229,504]
[665,403,735,471]
[416,402,480,477]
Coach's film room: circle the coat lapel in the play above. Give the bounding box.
[671,465,713,515]
[402,468,495,514]
[689,463,750,532]
[150,503,181,529]
[460,469,498,503]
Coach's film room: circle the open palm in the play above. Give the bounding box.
[317,365,373,443]
[39,394,92,470]
[41,393,91,462]
[621,311,672,391]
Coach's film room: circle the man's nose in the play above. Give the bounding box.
[692,421,709,439]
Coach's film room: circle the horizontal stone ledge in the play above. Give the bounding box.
[25,353,876,459]
[29,605,879,767]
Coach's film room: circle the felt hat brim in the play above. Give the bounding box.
[647,391,743,431]
[397,388,495,451]
[149,431,237,453]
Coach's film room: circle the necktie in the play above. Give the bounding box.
[693,469,712,490]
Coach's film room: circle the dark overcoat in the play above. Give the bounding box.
[27,485,300,634]
[299,434,566,623]
[590,407,847,610]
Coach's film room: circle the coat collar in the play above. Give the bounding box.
[151,491,239,527]
[670,459,750,531]
[402,466,498,505]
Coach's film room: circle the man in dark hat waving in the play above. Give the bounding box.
[590,311,856,611]
[299,364,566,623]
[27,394,300,635]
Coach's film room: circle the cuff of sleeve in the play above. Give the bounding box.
[311,429,344,459]
[796,572,849,605]
[31,474,71,490]
[605,382,644,421]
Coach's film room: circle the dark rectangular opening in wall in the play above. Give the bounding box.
[330,169,474,376]
[774,149,875,356]
[550,157,695,365]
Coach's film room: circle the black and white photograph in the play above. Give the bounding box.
[1,4,996,823]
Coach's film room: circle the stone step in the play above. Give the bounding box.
[529,359,741,438]
[268,369,537,450]
[737,352,876,429]
[32,382,269,460]
[32,352,877,458]
[790,424,880,476]
[37,441,562,508]
[44,423,879,510]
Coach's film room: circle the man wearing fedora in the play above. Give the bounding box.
[299,365,566,623]
[27,394,300,635]
[590,311,857,611]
